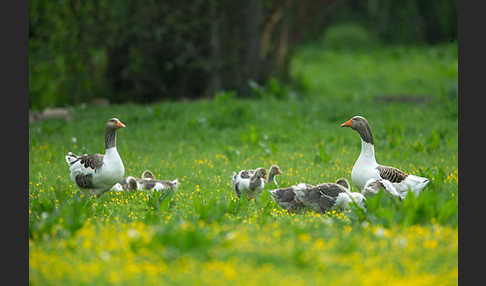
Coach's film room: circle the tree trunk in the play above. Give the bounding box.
[207,1,222,97]
[243,0,263,96]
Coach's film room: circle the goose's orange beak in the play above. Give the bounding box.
[341,119,352,127]
[116,120,126,128]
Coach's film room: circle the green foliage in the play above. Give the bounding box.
[322,23,377,51]
[29,1,111,110]
[314,143,331,164]
[291,42,457,103]
[371,0,458,44]
[145,189,175,215]
[29,187,93,240]
[249,77,291,100]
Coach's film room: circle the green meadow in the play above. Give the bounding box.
[29,43,458,285]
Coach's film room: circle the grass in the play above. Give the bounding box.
[29,42,458,285]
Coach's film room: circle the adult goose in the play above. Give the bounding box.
[65,118,126,197]
[269,183,315,213]
[111,170,179,192]
[341,116,430,199]
[293,178,367,213]
[231,167,267,199]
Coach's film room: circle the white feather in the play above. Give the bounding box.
[333,193,352,209]
[111,183,124,192]
[399,175,430,197]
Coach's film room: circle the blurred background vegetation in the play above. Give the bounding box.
[29,0,457,110]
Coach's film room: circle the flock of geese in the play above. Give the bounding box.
[65,116,430,214]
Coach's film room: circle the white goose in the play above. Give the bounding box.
[290,178,367,213]
[231,165,282,199]
[231,167,267,199]
[341,116,430,200]
[65,118,126,197]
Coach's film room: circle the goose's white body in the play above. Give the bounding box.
[334,192,360,209]
[231,170,266,199]
[232,175,265,192]
[95,148,125,187]
[352,140,429,199]
[331,191,367,211]
[351,141,381,189]
[153,180,179,191]
[231,170,251,188]
[66,147,125,196]
[110,181,125,192]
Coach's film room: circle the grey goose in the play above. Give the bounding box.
[269,183,315,213]
[291,178,367,213]
[341,115,430,200]
[65,118,126,197]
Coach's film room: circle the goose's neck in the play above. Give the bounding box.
[105,146,119,156]
[358,139,376,163]
[105,127,117,149]
[250,174,259,184]
[267,175,278,188]
[267,172,278,184]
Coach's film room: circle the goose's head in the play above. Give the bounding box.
[105,118,126,148]
[106,118,126,130]
[127,177,138,191]
[341,116,373,144]
[268,165,282,177]
[268,165,282,185]
[335,178,350,190]
[254,167,267,181]
[141,170,155,180]
[361,178,382,197]
[171,179,180,190]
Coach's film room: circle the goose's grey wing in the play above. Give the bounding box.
[377,165,408,183]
